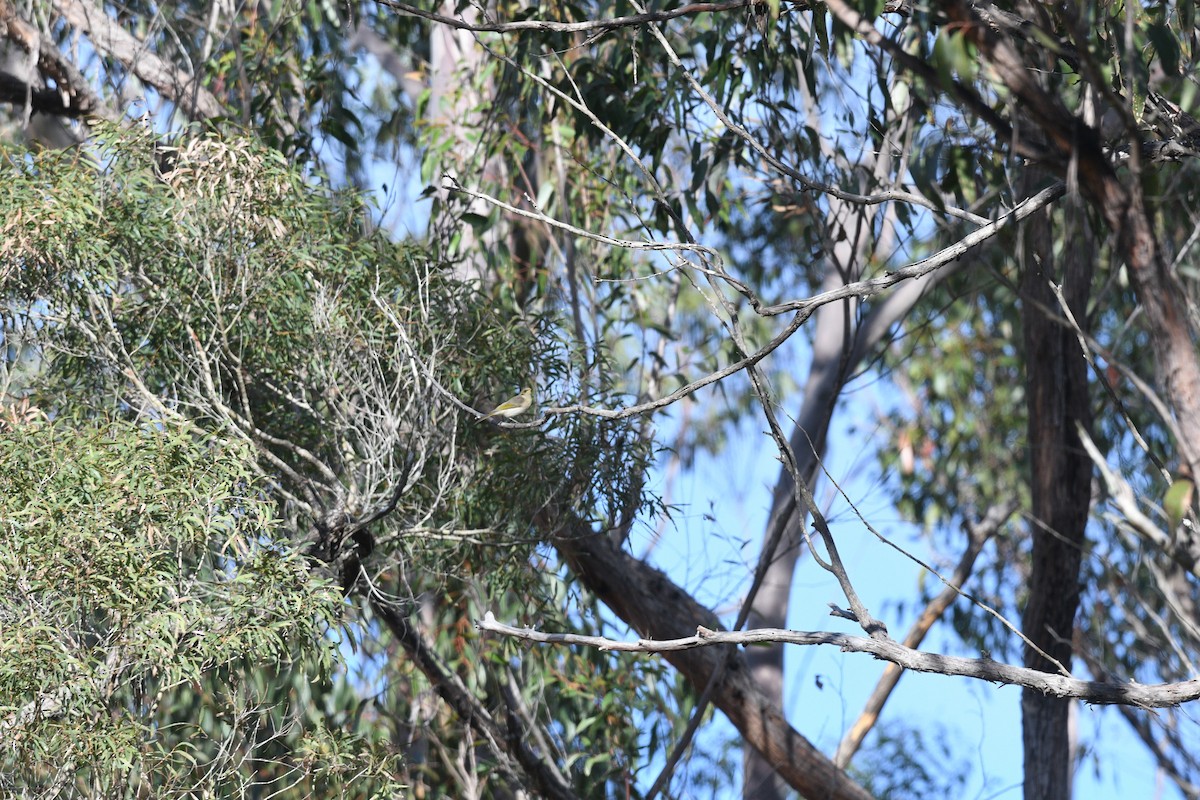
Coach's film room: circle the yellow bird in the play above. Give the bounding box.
[479,387,533,421]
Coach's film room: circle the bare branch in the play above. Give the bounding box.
[834,502,1014,766]
[440,182,1066,431]
[477,612,1200,708]
[377,0,761,34]
[50,0,223,120]
[372,597,584,800]
[756,182,1066,317]
[553,516,873,800]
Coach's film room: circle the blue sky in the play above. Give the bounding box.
[353,48,1188,800]
[635,367,1184,799]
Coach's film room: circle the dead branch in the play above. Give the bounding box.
[477,612,1200,708]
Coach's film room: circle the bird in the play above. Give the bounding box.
[479,387,533,421]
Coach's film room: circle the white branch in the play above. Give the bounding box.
[476,613,1200,708]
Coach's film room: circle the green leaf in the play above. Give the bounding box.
[1147,23,1181,76]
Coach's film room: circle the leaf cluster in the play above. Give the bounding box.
[0,416,389,796]
[2,120,669,796]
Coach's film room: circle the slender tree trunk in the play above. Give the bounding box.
[553,521,875,800]
[427,1,508,285]
[745,280,848,800]
[744,76,919,795]
[1018,192,1093,800]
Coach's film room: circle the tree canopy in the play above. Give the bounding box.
[4,1,1200,799]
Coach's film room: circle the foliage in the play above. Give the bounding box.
[8,0,1200,797]
[0,415,399,796]
[849,722,971,800]
[1,120,664,797]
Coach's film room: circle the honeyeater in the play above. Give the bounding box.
[480,387,533,420]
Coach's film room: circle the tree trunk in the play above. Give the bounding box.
[553,523,875,800]
[745,280,848,800]
[1018,192,1093,800]
[744,81,921,793]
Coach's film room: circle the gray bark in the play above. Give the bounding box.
[1018,183,1093,800]
[743,81,918,798]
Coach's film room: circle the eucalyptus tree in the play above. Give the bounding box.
[6,1,1200,799]
[375,3,1200,800]
[2,125,662,798]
